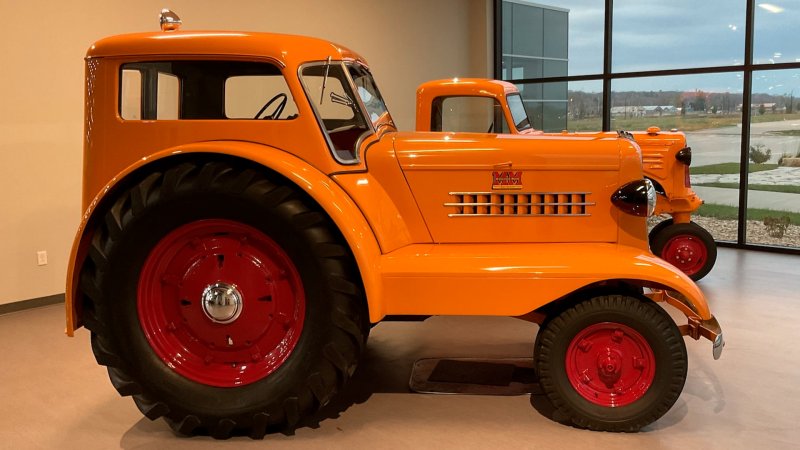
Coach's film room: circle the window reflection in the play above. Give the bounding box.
[496,1,800,250]
[613,73,743,242]
[514,80,602,132]
[502,0,604,78]
[612,0,745,72]
[746,69,800,248]
[755,2,800,65]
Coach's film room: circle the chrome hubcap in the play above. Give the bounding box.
[201,282,243,324]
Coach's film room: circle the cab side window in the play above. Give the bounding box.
[431,96,509,134]
[119,61,297,120]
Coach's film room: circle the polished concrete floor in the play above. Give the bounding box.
[0,247,798,449]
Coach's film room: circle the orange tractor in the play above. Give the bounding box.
[417,78,717,280]
[65,11,723,438]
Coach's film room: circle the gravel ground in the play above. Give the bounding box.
[650,215,800,248]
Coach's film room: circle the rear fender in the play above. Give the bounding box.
[65,141,386,335]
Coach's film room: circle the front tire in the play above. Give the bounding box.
[650,221,717,281]
[80,160,368,438]
[534,295,687,432]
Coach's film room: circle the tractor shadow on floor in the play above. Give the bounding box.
[304,345,568,431]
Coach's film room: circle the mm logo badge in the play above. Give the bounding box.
[492,171,523,190]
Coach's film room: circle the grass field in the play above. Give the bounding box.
[690,163,778,174]
[696,203,800,223]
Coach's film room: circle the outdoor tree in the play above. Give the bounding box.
[691,90,707,113]
[749,143,772,164]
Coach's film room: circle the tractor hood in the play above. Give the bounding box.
[391,132,637,243]
[393,132,621,171]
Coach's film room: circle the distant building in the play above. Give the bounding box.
[643,105,678,116]
[610,105,677,118]
[736,103,783,113]
[501,1,569,131]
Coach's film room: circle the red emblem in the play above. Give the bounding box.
[492,171,523,190]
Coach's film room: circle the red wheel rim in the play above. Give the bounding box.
[661,234,708,276]
[138,219,305,387]
[566,322,655,407]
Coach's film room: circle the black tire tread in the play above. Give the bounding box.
[171,415,201,436]
[211,419,236,440]
[135,397,170,420]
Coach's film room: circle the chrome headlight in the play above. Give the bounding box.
[611,179,656,217]
[645,178,656,216]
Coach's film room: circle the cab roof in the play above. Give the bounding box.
[87,30,367,68]
[416,78,520,99]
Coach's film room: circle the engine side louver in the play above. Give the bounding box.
[446,192,594,217]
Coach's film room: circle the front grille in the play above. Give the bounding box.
[642,150,666,170]
[446,192,594,217]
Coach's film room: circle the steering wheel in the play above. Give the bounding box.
[254,93,287,120]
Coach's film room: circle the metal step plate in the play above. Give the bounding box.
[409,357,541,395]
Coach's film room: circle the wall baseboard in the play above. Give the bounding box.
[0,294,64,316]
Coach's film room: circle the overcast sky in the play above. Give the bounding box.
[540,0,800,93]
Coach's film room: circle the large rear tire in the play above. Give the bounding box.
[534,295,687,432]
[79,160,368,438]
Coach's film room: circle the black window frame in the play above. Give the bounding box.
[494,0,800,255]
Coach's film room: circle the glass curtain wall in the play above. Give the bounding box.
[495,0,800,252]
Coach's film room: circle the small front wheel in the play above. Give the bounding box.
[535,295,687,432]
[650,221,717,281]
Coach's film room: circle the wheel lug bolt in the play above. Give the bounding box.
[578,340,592,352]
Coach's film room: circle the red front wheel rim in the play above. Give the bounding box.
[661,234,708,276]
[137,219,305,387]
[566,322,655,407]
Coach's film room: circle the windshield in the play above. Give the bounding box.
[299,61,394,165]
[300,61,371,164]
[347,63,393,129]
[507,94,533,132]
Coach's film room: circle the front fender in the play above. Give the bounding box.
[65,141,386,335]
[379,242,711,320]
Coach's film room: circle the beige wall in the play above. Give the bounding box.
[0,0,491,305]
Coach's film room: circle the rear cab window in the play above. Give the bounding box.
[119,60,298,121]
[431,96,510,134]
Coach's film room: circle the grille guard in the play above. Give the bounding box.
[648,288,724,360]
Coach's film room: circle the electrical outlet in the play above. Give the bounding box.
[37,251,48,266]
